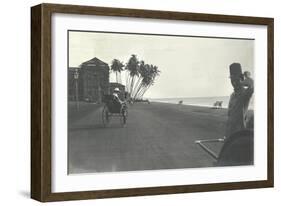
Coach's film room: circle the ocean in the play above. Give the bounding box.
[150,96,254,110]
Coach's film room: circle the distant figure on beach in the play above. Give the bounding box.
[225,63,254,139]
[212,101,223,109]
[178,100,183,105]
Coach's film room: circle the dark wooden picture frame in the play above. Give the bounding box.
[31,3,274,202]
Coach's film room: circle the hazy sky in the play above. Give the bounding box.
[69,31,254,98]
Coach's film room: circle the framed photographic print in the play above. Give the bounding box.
[31,3,274,202]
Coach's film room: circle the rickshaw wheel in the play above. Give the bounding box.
[102,106,110,127]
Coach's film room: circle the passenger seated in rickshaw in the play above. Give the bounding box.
[112,88,123,104]
[105,87,126,114]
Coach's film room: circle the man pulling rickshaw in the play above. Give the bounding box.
[196,63,254,166]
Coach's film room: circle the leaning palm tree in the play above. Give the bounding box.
[125,54,139,96]
[137,65,160,99]
[110,59,124,83]
[133,62,150,99]
[131,60,146,98]
[135,66,153,99]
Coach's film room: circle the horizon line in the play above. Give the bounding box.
[146,95,229,99]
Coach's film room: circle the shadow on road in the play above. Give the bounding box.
[69,124,126,131]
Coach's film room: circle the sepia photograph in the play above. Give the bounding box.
[67,30,254,174]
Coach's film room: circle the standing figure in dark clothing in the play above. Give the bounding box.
[225,63,254,139]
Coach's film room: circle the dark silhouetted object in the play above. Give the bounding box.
[216,129,254,166]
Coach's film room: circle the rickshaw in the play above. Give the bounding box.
[102,94,128,127]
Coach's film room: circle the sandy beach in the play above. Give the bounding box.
[68,101,248,174]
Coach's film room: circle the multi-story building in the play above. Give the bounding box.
[68,57,110,103]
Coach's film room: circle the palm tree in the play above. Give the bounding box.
[110,59,124,83]
[133,62,149,99]
[122,55,160,100]
[137,65,160,99]
[131,60,146,98]
[125,54,139,96]
[135,65,152,99]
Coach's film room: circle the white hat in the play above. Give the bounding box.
[113,87,120,92]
